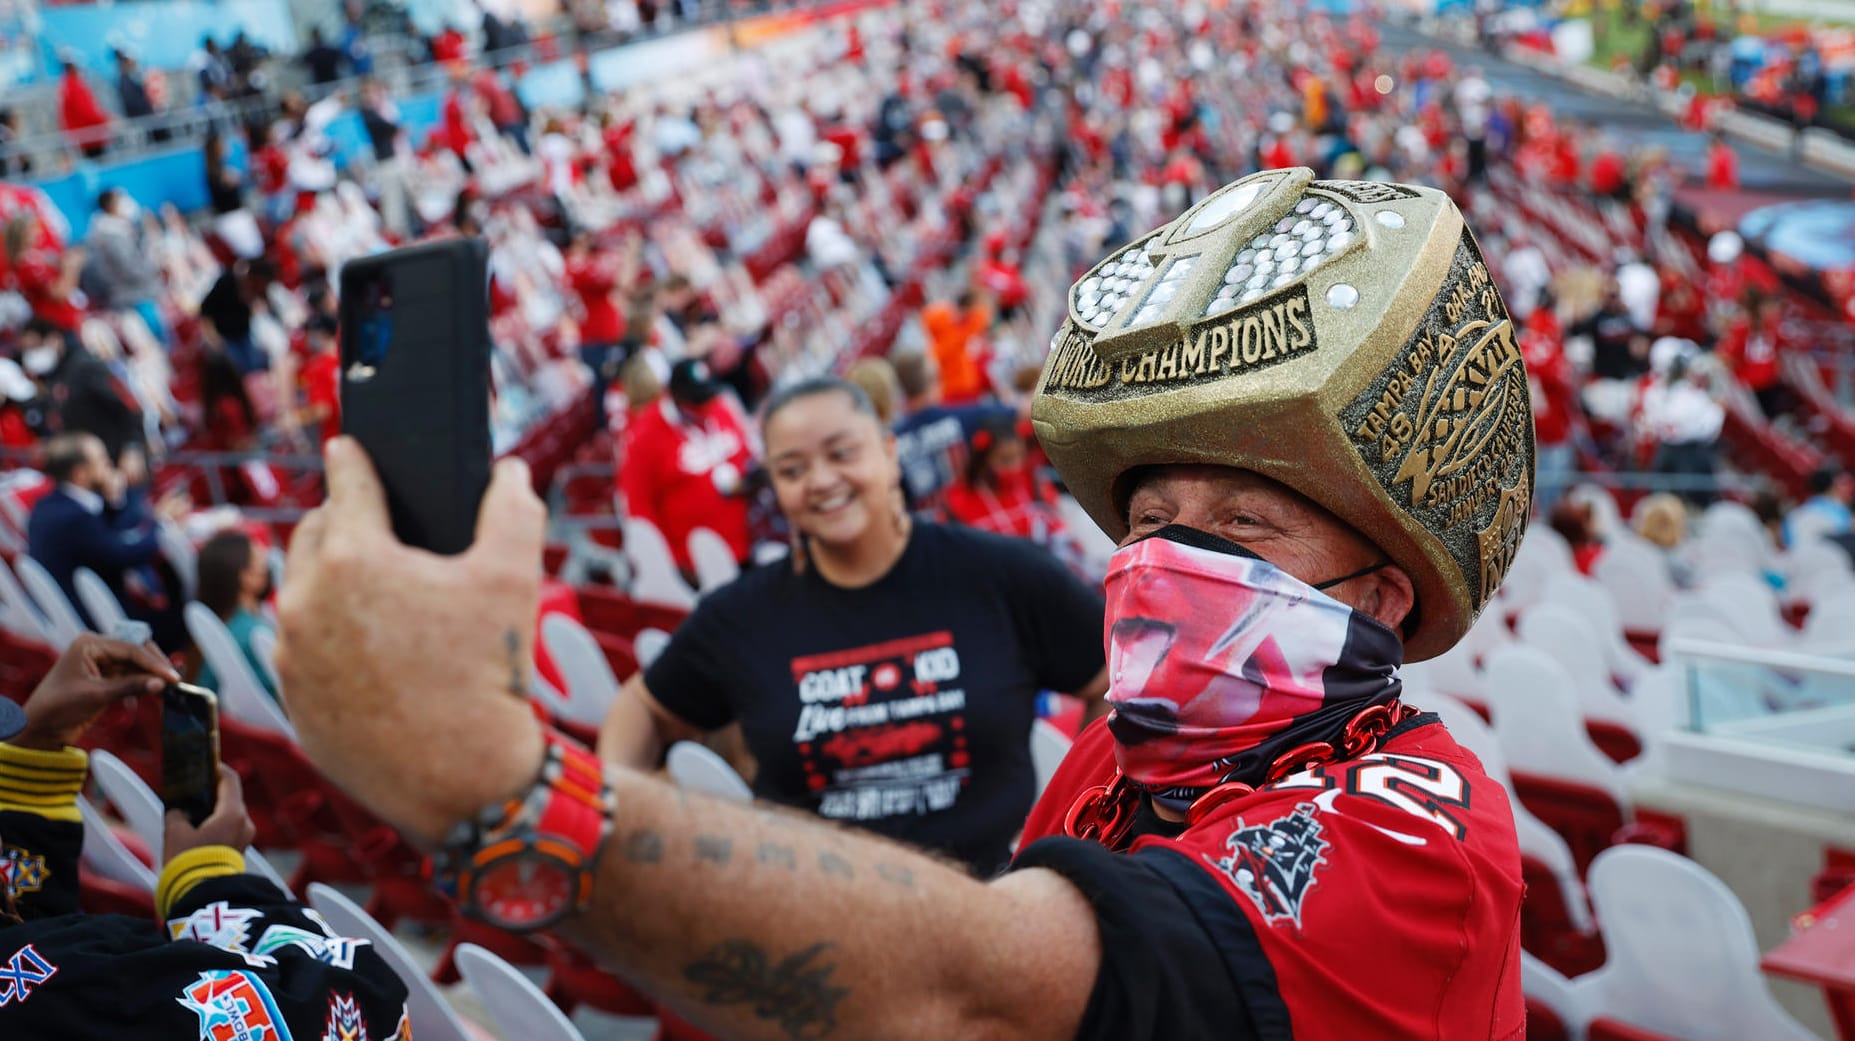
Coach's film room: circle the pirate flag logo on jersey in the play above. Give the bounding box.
[1206,803,1331,928]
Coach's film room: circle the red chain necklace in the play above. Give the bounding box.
[1062,700,1419,853]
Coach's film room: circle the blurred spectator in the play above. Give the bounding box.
[475,69,530,154]
[1615,252,1660,333]
[57,58,112,159]
[920,288,993,405]
[199,258,276,376]
[83,188,167,344]
[0,107,28,178]
[194,36,233,97]
[1705,131,1740,191]
[25,433,180,640]
[113,50,159,131]
[1549,497,1604,574]
[1522,298,1577,514]
[1783,466,1854,548]
[3,213,86,335]
[844,356,900,426]
[944,413,1067,549]
[1633,492,1693,587]
[227,31,269,95]
[204,132,265,260]
[340,13,374,78]
[1639,354,1723,506]
[17,319,144,464]
[1572,282,1647,382]
[301,27,346,85]
[356,79,410,238]
[1717,291,1790,420]
[294,314,341,445]
[619,358,755,576]
[566,230,631,425]
[892,350,1005,507]
[194,529,279,700]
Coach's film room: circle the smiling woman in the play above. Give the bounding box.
[598,378,1110,876]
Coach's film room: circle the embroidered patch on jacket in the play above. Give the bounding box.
[1204,802,1332,928]
[257,924,370,970]
[0,944,57,1006]
[1,848,49,898]
[169,901,265,952]
[322,993,368,1041]
[176,970,292,1041]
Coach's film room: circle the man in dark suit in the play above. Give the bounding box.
[25,434,181,647]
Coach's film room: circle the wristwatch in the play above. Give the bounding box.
[432,732,617,932]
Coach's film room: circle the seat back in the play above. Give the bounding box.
[1521,950,1587,1040]
[72,567,129,636]
[1541,571,1649,684]
[539,614,622,728]
[1593,537,1675,633]
[307,884,476,1041]
[621,517,696,611]
[248,625,281,691]
[686,527,741,594]
[157,521,197,601]
[666,741,752,802]
[455,943,586,1041]
[1698,572,1788,648]
[91,748,294,898]
[1517,603,1639,731]
[15,555,88,648]
[1576,846,1819,1041]
[1483,644,1628,806]
[77,793,158,893]
[1030,719,1072,801]
[633,627,671,671]
[185,602,294,739]
[0,556,51,643]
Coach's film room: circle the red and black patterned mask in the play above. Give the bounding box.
[1104,525,1404,809]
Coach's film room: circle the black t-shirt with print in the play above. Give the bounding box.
[645,521,1105,874]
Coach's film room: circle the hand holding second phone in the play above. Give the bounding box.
[13,633,180,752]
[274,437,548,847]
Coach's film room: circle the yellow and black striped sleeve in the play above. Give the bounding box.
[0,743,88,822]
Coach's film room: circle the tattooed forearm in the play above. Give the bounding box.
[621,829,665,864]
[684,940,848,1041]
[758,843,798,869]
[503,628,526,698]
[695,834,734,865]
[874,863,915,888]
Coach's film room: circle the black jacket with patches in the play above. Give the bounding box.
[0,743,410,1039]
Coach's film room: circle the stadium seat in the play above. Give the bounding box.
[185,602,295,739]
[1521,950,1584,1041]
[307,883,487,1041]
[157,521,199,601]
[633,627,672,671]
[76,793,157,894]
[666,741,753,802]
[88,748,293,897]
[1594,537,1676,638]
[1572,846,1818,1041]
[249,625,281,691]
[621,518,698,611]
[72,568,130,636]
[1539,572,1652,687]
[1516,604,1642,761]
[1696,573,1791,649]
[686,527,741,594]
[14,555,88,650]
[456,943,588,1041]
[539,614,624,730]
[0,557,53,646]
[1030,719,1072,801]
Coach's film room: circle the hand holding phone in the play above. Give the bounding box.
[161,683,221,827]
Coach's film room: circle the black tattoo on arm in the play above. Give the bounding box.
[621,829,665,864]
[695,834,734,865]
[758,843,797,869]
[817,851,854,878]
[874,863,914,888]
[503,628,525,698]
[684,940,848,1040]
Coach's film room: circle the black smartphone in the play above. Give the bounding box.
[339,239,494,556]
[161,683,220,827]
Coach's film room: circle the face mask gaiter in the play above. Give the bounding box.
[1066,525,1415,848]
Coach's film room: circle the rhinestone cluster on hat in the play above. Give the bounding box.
[1074,244,1158,328]
[1206,196,1358,316]
[1127,255,1199,327]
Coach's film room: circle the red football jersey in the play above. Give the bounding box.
[1021,714,1526,1041]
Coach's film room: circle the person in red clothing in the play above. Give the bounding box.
[295,314,341,445]
[566,230,633,425]
[619,357,755,577]
[2,211,85,334]
[1718,290,1791,419]
[1706,132,1740,191]
[57,59,112,158]
[1523,296,1578,514]
[976,233,1028,319]
[944,414,1064,543]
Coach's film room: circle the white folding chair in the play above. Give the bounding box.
[1539,571,1652,686]
[1782,538,1852,608]
[1698,572,1791,647]
[686,526,742,594]
[667,741,753,802]
[1567,483,1623,540]
[1594,536,1676,632]
[540,614,622,729]
[1572,846,1818,1041]
[1516,603,1640,733]
[14,555,88,650]
[77,793,158,893]
[248,626,281,692]
[1482,644,1630,808]
[1421,693,1593,933]
[88,749,293,898]
[72,567,130,636]
[158,521,197,601]
[308,883,481,1041]
[1520,951,1588,1039]
[621,517,697,610]
[1030,720,1072,801]
[0,556,53,643]
[185,603,295,739]
[633,627,672,671]
[455,943,587,1041]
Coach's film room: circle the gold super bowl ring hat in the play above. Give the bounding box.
[1033,167,1534,662]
